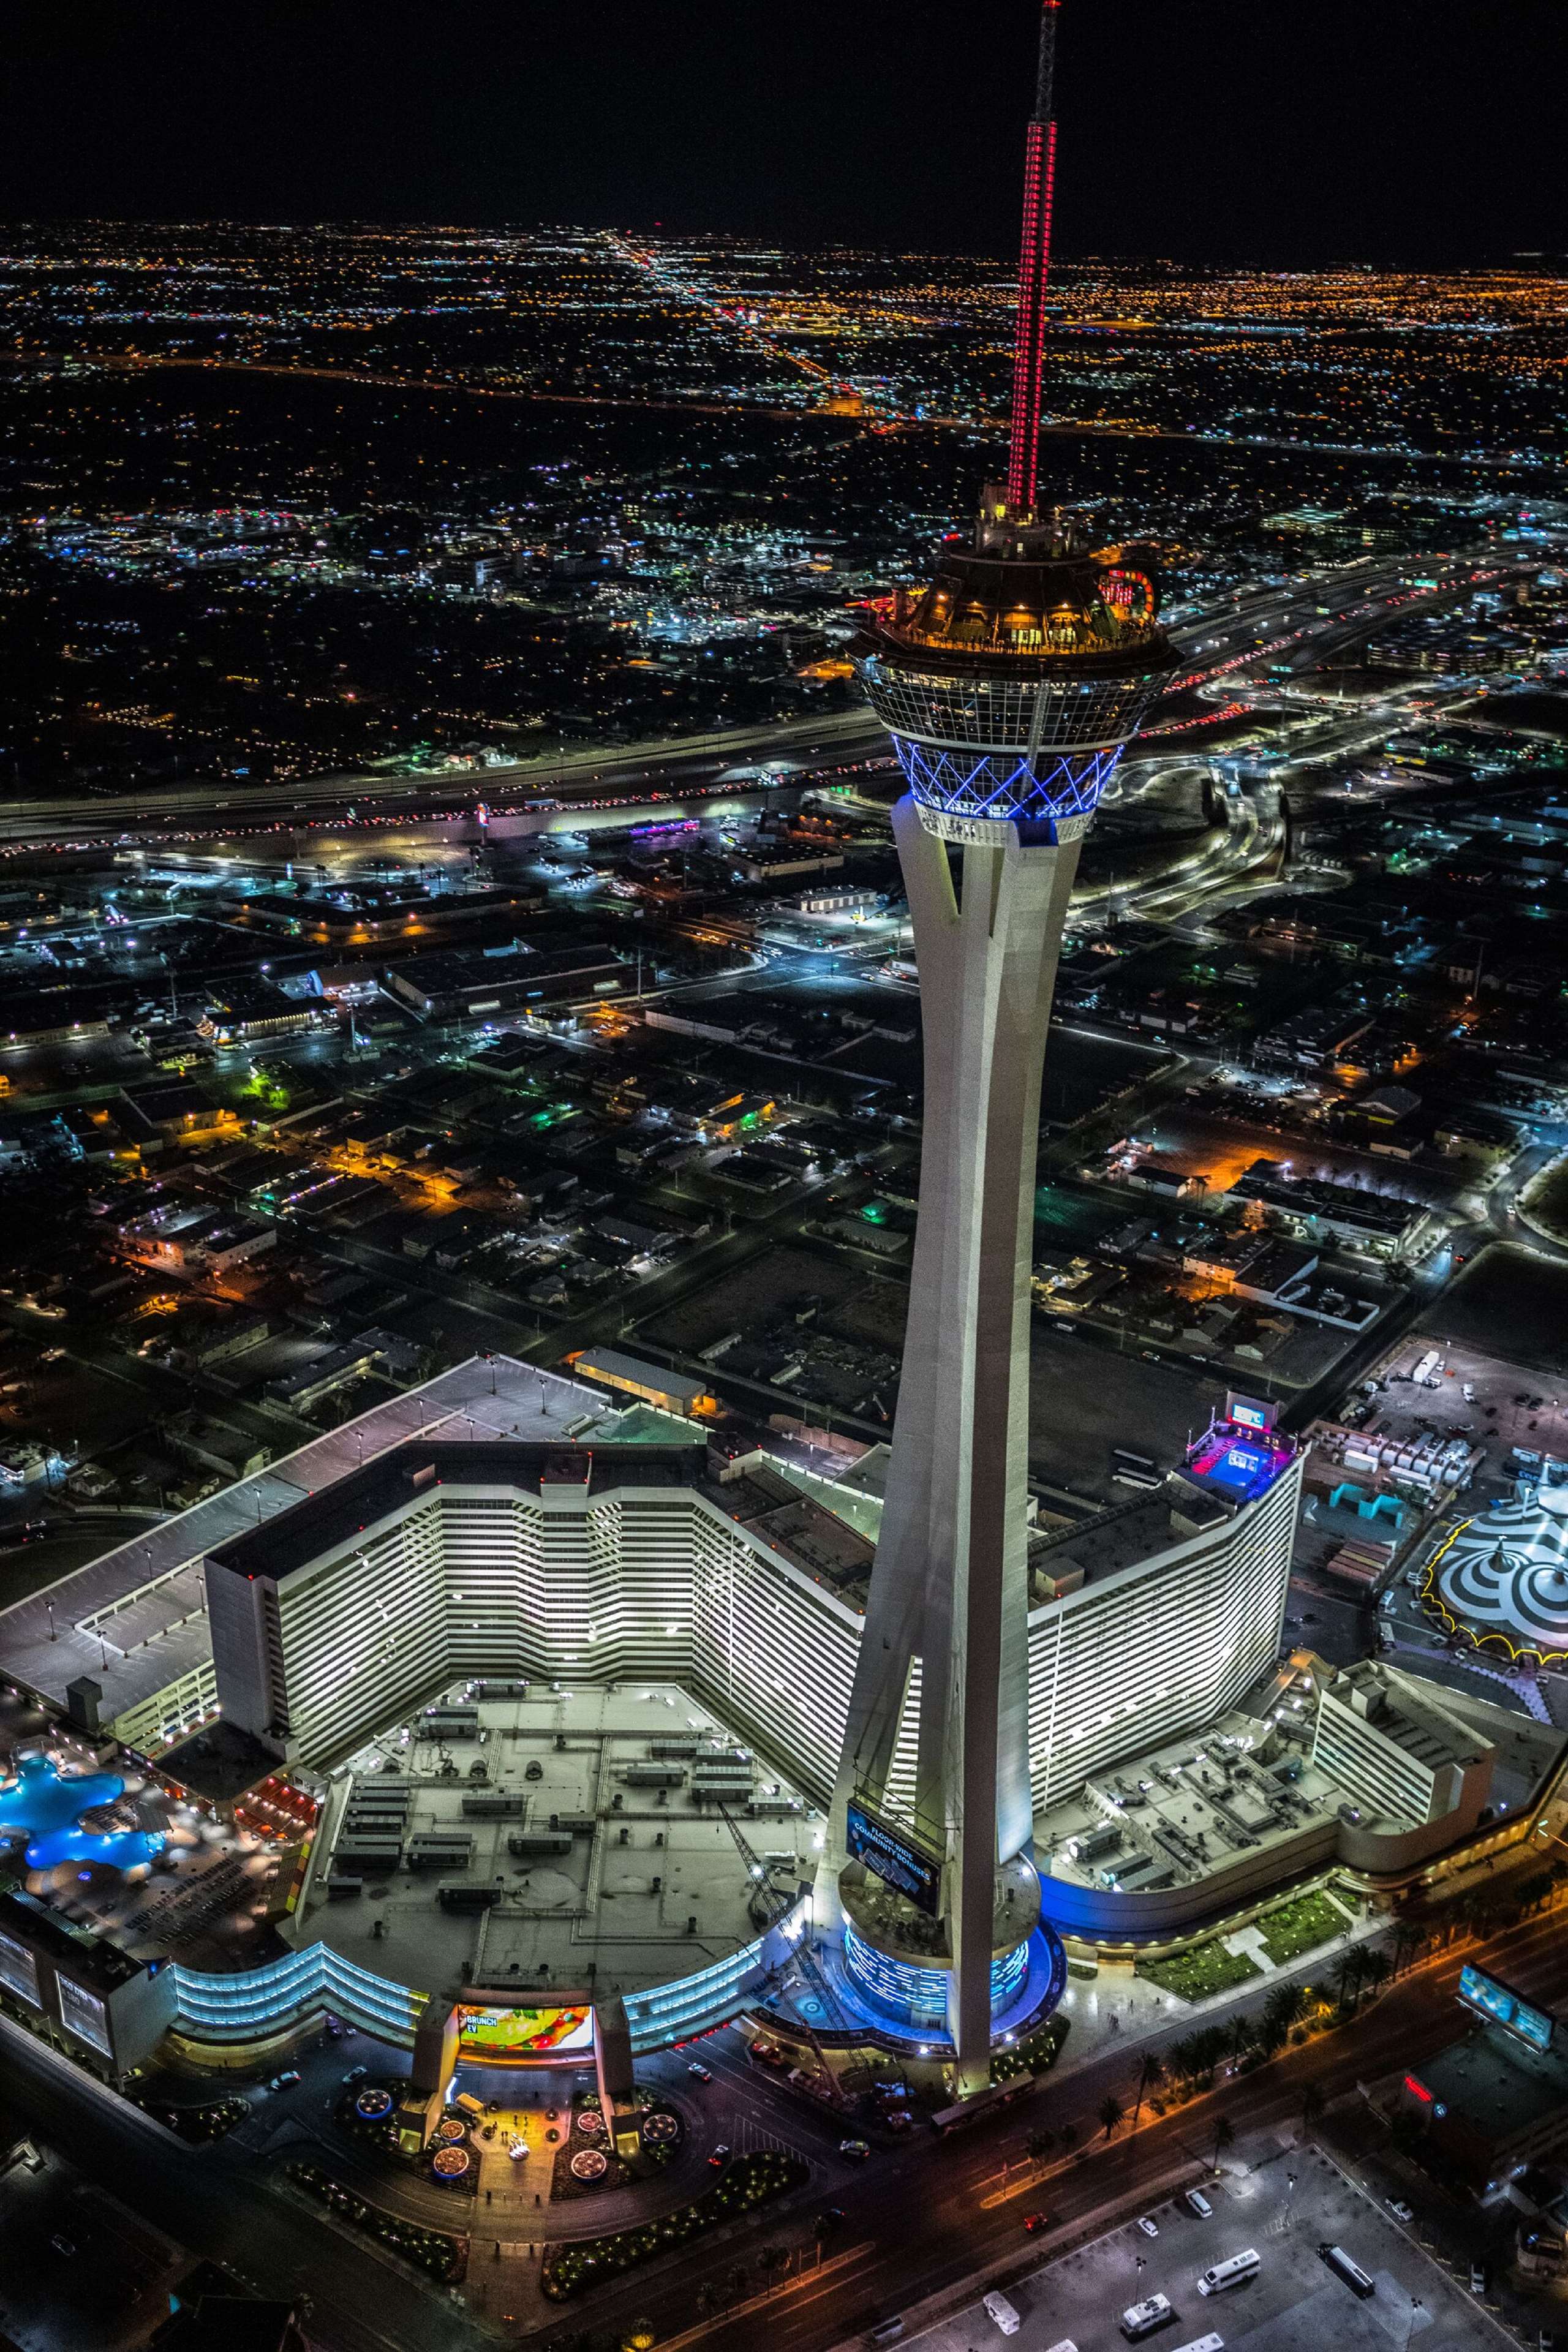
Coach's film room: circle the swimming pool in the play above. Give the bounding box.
[0,1751,165,1873]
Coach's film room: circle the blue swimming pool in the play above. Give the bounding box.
[0,1751,164,1873]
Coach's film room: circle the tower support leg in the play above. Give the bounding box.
[824,798,1082,2097]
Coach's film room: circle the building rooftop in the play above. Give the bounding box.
[1412,2026,1568,2149]
[297,1683,818,2010]
[0,1356,625,1735]
[1037,1706,1340,1901]
[208,1441,710,1587]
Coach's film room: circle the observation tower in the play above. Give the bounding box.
[820,1,1180,2092]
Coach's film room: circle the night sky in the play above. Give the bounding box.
[4,0,1565,268]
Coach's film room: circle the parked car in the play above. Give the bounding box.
[1137,2214,1159,2237]
[1387,2198,1414,2223]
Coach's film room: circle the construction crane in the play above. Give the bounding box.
[716,1804,848,2105]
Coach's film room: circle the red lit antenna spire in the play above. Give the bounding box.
[1005,0,1060,520]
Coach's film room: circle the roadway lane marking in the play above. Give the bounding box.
[653,2241,876,2350]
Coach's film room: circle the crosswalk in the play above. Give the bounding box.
[735,2114,809,2163]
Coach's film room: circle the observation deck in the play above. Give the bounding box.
[853,494,1178,843]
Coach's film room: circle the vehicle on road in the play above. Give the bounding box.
[1319,2243,1375,2299]
[687,2062,712,2082]
[1121,2291,1174,2340]
[268,2070,301,2092]
[1137,2214,1160,2237]
[342,2065,368,2084]
[867,2323,905,2347]
[840,2138,871,2160]
[49,2236,75,2257]
[1199,2248,1259,2295]
[982,2290,1021,2335]
[708,2143,731,2168]
[1471,2263,1487,2294]
[1023,2209,1055,2233]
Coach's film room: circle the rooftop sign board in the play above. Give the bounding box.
[1459,1962,1555,2053]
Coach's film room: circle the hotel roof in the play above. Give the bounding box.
[0,1356,617,1728]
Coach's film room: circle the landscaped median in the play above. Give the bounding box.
[541,2148,809,2302]
[287,2159,466,2282]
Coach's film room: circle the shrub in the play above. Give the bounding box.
[287,2160,464,2282]
[541,2150,809,2302]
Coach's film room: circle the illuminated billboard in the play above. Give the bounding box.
[1226,1393,1275,1433]
[454,2003,595,2062]
[1458,1964,1554,2054]
[845,1802,941,1917]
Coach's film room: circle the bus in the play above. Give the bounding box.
[1319,2243,1375,2299]
[1171,2338,1224,2352]
[1121,2294,1174,2340]
[1198,2250,1259,2296]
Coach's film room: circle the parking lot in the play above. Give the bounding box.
[914,2138,1506,2352]
[1358,1332,1568,1490]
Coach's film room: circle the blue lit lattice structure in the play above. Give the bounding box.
[892,737,1122,832]
[843,1923,1031,2027]
[858,648,1167,839]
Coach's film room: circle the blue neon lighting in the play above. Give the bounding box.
[891,736,1122,830]
[842,1924,1030,2023]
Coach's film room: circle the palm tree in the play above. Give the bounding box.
[1211,2115,1235,2173]
[1300,2080,1327,2135]
[1027,2128,1055,2166]
[1131,2051,1164,2131]
[1268,1980,1308,2033]
[1333,1948,1366,2015]
[1360,1950,1390,1999]
[1058,2120,1078,2157]
[1389,1920,1423,1977]
[1193,2025,1230,2084]
[1098,2094,1125,2142]
[1167,2037,1199,2083]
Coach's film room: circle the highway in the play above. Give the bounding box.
[0,547,1513,851]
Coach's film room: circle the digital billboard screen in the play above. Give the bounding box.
[845,1802,941,1917]
[454,2004,594,2062]
[1459,1963,1555,2052]
[0,1930,40,2008]
[56,1975,112,2057]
